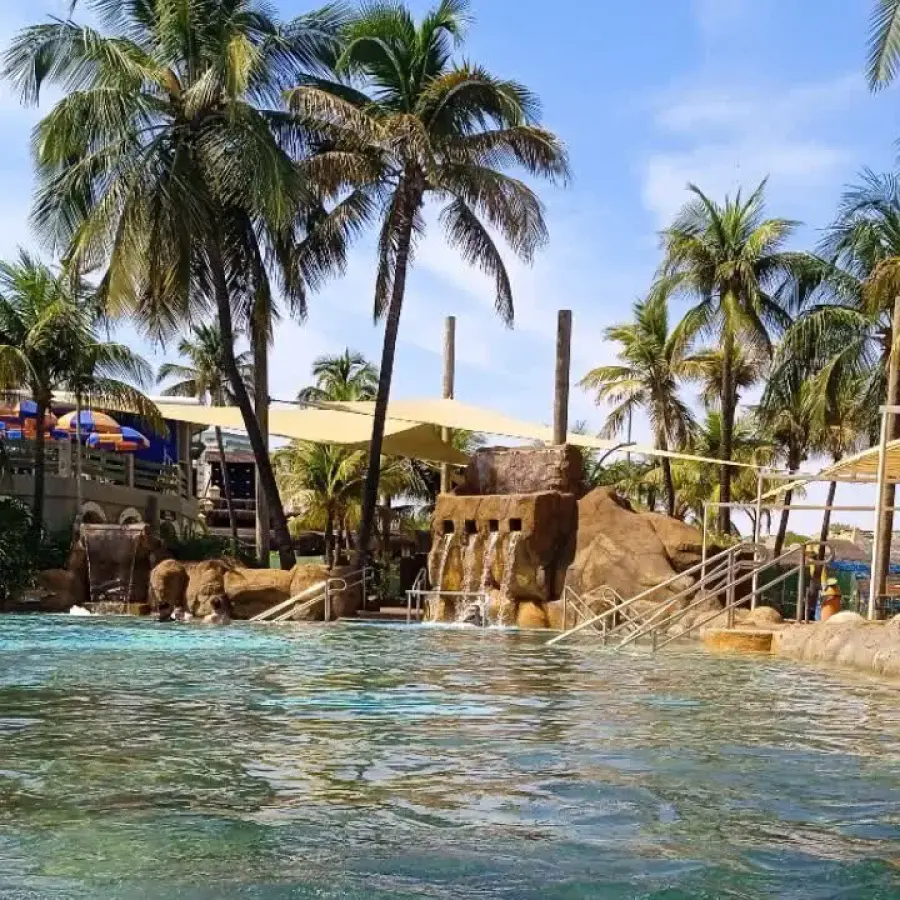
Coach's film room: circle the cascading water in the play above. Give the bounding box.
[436,533,454,592]
[455,531,500,626]
[462,535,480,593]
[496,532,521,626]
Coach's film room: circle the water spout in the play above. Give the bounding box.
[479,531,500,592]
[462,534,480,593]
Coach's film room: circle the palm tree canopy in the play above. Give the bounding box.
[297,348,379,402]
[158,323,253,405]
[661,180,803,354]
[286,0,569,323]
[683,344,768,411]
[580,288,695,447]
[4,0,347,340]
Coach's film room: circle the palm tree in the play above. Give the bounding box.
[580,289,695,517]
[0,252,158,527]
[659,180,806,533]
[158,324,253,547]
[286,0,569,559]
[811,372,868,561]
[297,349,379,403]
[4,0,349,569]
[274,442,366,566]
[685,344,768,412]
[758,362,815,557]
[782,171,900,597]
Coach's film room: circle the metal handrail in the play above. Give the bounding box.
[619,540,834,652]
[405,569,428,624]
[547,541,768,647]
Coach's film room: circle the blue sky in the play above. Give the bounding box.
[0,0,896,532]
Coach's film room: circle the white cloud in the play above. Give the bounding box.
[641,74,863,227]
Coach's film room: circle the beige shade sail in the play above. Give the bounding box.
[151,402,469,465]
[321,398,759,469]
[761,440,900,501]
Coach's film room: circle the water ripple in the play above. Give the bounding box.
[0,615,898,898]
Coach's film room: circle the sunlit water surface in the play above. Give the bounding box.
[0,615,899,899]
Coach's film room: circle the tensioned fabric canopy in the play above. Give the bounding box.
[761,439,900,501]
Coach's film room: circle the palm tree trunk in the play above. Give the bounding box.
[214,425,239,546]
[718,330,735,534]
[657,432,676,517]
[324,505,334,568]
[252,316,271,567]
[818,480,837,562]
[32,395,47,531]
[876,294,900,599]
[357,188,420,562]
[381,495,392,556]
[74,392,83,515]
[773,488,793,558]
[208,237,295,570]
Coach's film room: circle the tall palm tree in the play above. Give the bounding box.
[0,252,158,527]
[758,362,815,557]
[297,349,379,403]
[580,289,695,517]
[286,0,569,559]
[659,180,807,533]
[685,344,768,412]
[782,170,900,597]
[157,324,253,547]
[4,0,348,569]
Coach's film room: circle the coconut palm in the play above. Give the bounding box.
[297,349,379,403]
[659,180,807,533]
[781,170,900,596]
[758,361,815,557]
[286,0,569,558]
[580,289,695,517]
[684,344,768,412]
[274,441,366,566]
[3,0,351,569]
[158,324,253,546]
[0,251,157,527]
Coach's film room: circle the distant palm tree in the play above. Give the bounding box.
[684,345,768,412]
[580,289,695,517]
[782,170,900,596]
[0,252,157,527]
[660,180,807,533]
[297,350,378,403]
[758,362,815,557]
[287,0,569,559]
[158,325,253,546]
[4,0,349,569]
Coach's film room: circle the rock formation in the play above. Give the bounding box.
[772,620,900,678]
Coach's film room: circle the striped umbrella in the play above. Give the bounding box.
[14,400,58,427]
[56,410,121,435]
[86,426,149,453]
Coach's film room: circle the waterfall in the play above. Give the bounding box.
[436,533,454,591]
[462,535,480,593]
[501,532,521,597]
[479,531,500,592]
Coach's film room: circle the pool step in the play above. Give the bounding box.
[355,606,423,623]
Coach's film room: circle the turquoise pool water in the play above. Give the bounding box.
[0,615,899,899]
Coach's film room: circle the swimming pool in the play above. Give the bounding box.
[0,615,898,898]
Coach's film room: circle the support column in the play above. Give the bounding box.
[751,469,764,609]
[553,310,572,445]
[869,407,890,620]
[254,327,271,568]
[440,315,456,495]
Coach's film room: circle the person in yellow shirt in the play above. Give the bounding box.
[820,578,842,621]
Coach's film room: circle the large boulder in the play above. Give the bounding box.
[566,489,693,604]
[149,560,189,610]
[184,560,231,617]
[516,600,549,630]
[28,569,86,612]
[646,512,706,572]
[225,567,293,620]
[772,620,900,678]
[745,605,784,626]
[459,445,583,496]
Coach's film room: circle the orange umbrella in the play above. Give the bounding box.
[57,410,121,435]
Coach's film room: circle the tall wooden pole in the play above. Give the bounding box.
[553,310,572,445]
[440,315,456,494]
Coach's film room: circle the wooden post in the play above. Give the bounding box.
[553,310,572,445]
[869,406,890,620]
[440,315,456,494]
